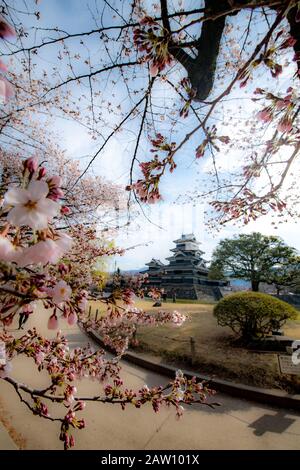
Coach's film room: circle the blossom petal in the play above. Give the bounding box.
[0,236,14,261]
[18,240,59,266]
[0,18,16,39]
[27,180,49,201]
[8,205,49,230]
[0,59,7,72]
[7,205,31,227]
[55,233,73,254]
[4,187,28,206]
[37,198,60,220]
[26,210,49,230]
[0,77,14,103]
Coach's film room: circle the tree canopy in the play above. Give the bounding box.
[210,232,298,291]
[266,256,300,294]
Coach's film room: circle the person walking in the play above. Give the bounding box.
[18,312,26,330]
[18,305,32,329]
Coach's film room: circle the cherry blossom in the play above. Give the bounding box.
[0,77,14,103]
[47,314,59,330]
[51,280,72,304]
[0,236,20,263]
[18,237,71,267]
[4,180,61,230]
[257,108,273,122]
[0,17,16,39]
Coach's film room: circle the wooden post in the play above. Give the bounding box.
[190,337,196,364]
[88,305,91,318]
[95,309,99,321]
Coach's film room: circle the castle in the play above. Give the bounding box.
[143,234,227,301]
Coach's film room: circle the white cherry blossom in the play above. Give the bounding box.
[4,180,60,230]
[51,280,72,304]
[0,236,22,263]
[18,234,73,267]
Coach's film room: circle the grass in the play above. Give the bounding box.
[87,298,300,393]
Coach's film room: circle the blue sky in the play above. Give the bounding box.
[4,0,300,271]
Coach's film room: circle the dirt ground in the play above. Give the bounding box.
[90,299,300,392]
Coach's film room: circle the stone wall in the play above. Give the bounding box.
[164,285,218,301]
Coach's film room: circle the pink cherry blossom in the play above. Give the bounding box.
[4,180,60,230]
[24,156,39,173]
[275,94,292,110]
[61,206,71,215]
[51,280,72,304]
[277,118,293,133]
[0,59,7,72]
[149,64,159,77]
[48,175,62,187]
[0,77,14,103]
[48,314,58,330]
[47,175,64,201]
[171,311,186,326]
[18,239,59,267]
[67,311,78,326]
[78,297,88,312]
[0,17,16,39]
[35,351,45,365]
[55,232,73,254]
[18,233,72,267]
[256,109,273,122]
[0,236,22,263]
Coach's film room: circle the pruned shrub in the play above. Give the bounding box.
[214,292,297,340]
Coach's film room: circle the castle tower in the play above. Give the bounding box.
[143,234,227,300]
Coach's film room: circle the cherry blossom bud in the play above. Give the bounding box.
[48,314,58,330]
[77,419,85,429]
[0,17,16,39]
[0,59,7,72]
[48,175,62,187]
[35,351,45,365]
[23,156,39,174]
[277,117,293,133]
[0,77,14,103]
[67,312,78,326]
[149,64,159,77]
[61,206,71,215]
[257,109,273,122]
[75,401,86,411]
[38,167,47,178]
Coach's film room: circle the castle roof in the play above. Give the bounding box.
[173,233,198,244]
[145,258,165,267]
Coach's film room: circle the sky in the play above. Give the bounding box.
[4,0,300,271]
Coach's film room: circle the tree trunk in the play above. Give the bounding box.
[189,8,226,101]
[251,279,259,291]
[276,286,281,296]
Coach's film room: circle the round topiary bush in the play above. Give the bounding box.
[214,291,298,340]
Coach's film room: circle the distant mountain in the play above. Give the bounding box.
[122,268,147,275]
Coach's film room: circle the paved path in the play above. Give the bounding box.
[0,422,17,450]
[1,307,300,450]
